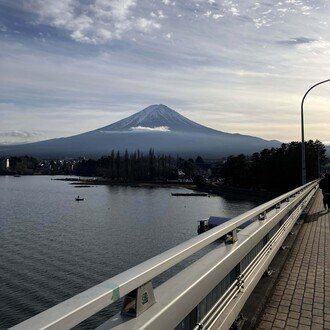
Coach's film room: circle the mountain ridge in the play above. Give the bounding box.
[0,104,281,158]
[95,104,217,133]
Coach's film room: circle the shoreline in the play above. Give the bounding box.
[54,177,197,189]
[55,177,278,201]
[3,175,279,201]
[196,184,279,202]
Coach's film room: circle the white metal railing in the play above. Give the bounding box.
[10,180,319,330]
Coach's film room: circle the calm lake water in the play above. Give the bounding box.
[0,176,259,329]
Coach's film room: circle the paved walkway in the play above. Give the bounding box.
[256,190,330,330]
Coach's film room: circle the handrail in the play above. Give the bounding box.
[10,180,318,330]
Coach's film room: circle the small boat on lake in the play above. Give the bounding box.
[75,196,84,201]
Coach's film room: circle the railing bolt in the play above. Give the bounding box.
[263,268,275,277]
[231,314,246,329]
[196,322,204,329]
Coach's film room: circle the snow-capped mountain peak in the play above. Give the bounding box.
[98,104,206,132]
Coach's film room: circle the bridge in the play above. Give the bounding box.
[10,180,328,330]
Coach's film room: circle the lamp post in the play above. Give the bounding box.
[301,78,330,185]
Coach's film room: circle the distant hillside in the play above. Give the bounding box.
[0,104,281,158]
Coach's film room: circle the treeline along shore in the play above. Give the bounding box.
[1,140,328,195]
[221,140,327,193]
[0,149,203,183]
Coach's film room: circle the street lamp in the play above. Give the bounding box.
[301,78,330,185]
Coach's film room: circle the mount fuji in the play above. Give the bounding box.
[0,105,280,158]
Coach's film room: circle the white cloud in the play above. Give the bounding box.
[157,10,166,19]
[99,126,171,133]
[136,18,161,32]
[95,0,136,21]
[301,6,312,12]
[296,40,330,55]
[0,131,40,138]
[228,6,239,16]
[20,0,322,44]
[236,70,280,78]
[253,17,271,29]
[24,0,161,44]
[130,126,170,132]
[0,130,45,144]
[212,14,223,20]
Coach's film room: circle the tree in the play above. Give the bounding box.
[115,151,120,178]
[124,149,129,179]
[193,175,206,188]
[221,140,327,192]
[148,148,155,179]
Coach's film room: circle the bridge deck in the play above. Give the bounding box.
[256,190,330,330]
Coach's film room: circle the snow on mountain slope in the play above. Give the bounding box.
[97,104,212,133]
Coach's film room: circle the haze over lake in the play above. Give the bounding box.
[0,176,258,328]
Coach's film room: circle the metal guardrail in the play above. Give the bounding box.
[10,180,319,330]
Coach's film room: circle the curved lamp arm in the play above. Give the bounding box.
[301,78,330,184]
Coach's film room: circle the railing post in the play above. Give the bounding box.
[259,211,267,221]
[121,281,156,317]
[226,229,238,244]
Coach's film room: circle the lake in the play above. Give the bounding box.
[0,176,259,329]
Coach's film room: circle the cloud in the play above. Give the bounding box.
[212,14,223,20]
[278,37,315,45]
[301,5,312,12]
[23,0,161,44]
[99,126,170,133]
[9,0,323,45]
[136,18,161,32]
[0,131,40,138]
[296,39,330,53]
[0,24,7,32]
[130,126,170,132]
[253,18,270,29]
[151,10,166,19]
[228,7,240,16]
[0,130,44,144]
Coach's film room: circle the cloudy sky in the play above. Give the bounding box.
[0,0,329,145]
